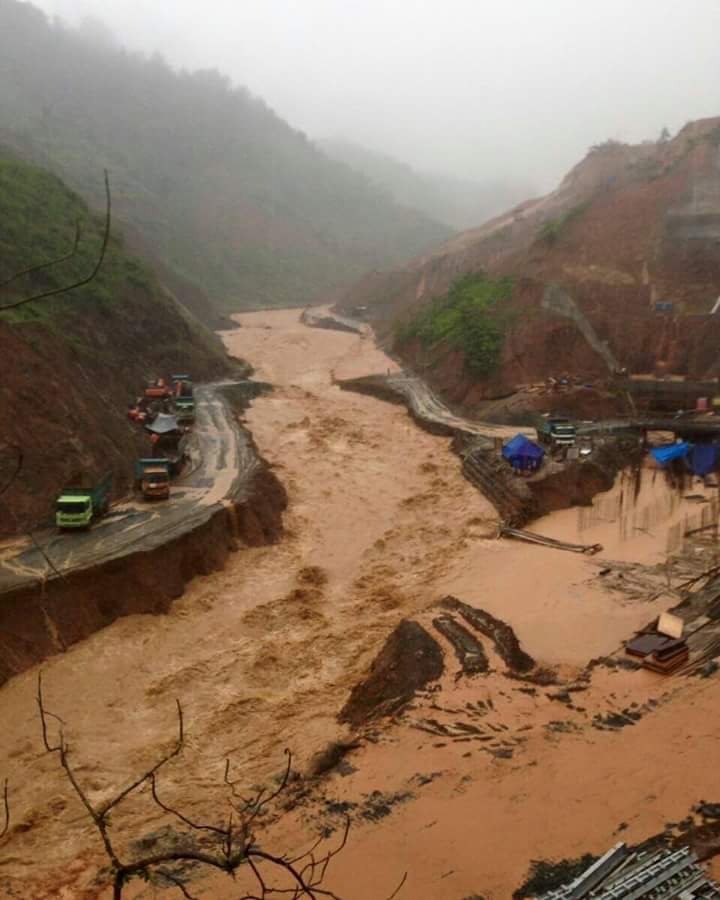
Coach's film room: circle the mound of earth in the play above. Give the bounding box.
[338,619,444,728]
[438,596,535,673]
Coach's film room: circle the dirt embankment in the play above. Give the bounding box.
[0,308,235,537]
[3,309,718,900]
[338,373,638,525]
[0,429,287,688]
[336,118,720,408]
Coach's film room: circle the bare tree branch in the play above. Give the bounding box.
[0,778,9,840]
[0,171,111,312]
[156,868,198,900]
[384,872,408,900]
[98,699,183,818]
[226,747,291,820]
[0,220,82,290]
[149,773,225,838]
[37,671,121,868]
[34,677,400,899]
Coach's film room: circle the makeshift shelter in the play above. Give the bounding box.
[502,434,544,472]
[144,413,180,436]
[650,442,690,466]
[687,444,720,476]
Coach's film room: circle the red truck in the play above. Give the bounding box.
[144,378,172,400]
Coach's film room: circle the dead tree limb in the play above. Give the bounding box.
[0,171,111,312]
[35,675,387,899]
[0,778,9,840]
[0,220,82,290]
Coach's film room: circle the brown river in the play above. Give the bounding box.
[0,308,718,898]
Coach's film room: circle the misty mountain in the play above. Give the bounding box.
[318,138,536,232]
[0,0,451,313]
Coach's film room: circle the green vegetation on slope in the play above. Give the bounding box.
[395,273,514,376]
[0,153,225,369]
[0,158,146,326]
[536,203,589,246]
[0,1,450,313]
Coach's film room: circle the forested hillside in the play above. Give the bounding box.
[0,0,450,314]
[0,151,231,531]
[319,138,535,231]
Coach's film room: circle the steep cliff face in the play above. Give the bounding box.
[0,156,233,533]
[337,118,720,407]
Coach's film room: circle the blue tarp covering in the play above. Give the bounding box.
[651,442,691,466]
[688,444,720,476]
[502,434,545,471]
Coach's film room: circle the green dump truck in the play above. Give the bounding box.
[135,458,171,501]
[55,474,112,530]
[537,416,577,448]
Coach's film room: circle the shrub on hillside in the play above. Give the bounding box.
[395,272,513,377]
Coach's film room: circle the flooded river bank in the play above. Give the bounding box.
[0,309,718,898]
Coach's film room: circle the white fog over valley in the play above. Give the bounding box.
[33,0,720,190]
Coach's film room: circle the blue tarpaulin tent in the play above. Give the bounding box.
[502,434,545,472]
[651,442,691,466]
[688,444,720,476]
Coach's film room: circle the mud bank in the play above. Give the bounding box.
[338,373,456,437]
[338,374,639,524]
[0,436,287,688]
[300,307,364,334]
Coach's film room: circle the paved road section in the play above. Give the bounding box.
[386,374,536,441]
[0,383,258,595]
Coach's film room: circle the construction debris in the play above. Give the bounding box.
[499,525,603,555]
[642,640,690,674]
[625,634,680,658]
[657,611,684,639]
[537,843,720,898]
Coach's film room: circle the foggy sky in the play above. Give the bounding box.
[33,0,720,191]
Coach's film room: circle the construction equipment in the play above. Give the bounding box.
[135,458,170,501]
[127,404,148,424]
[174,396,196,424]
[172,374,193,398]
[55,474,112,530]
[145,414,188,476]
[537,416,577,447]
[144,378,172,400]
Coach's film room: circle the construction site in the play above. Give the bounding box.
[1,305,720,898]
[2,25,720,891]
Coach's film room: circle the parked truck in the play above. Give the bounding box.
[55,474,112,530]
[171,374,193,398]
[144,378,173,401]
[537,416,577,448]
[174,396,196,424]
[135,458,170,501]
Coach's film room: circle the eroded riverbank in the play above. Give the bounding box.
[0,309,717,898]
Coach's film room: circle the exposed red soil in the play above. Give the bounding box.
[0,454,286,687]
[338,619,444,728]
[337,117,720,408]
[0,306,232,537]
[1,311,718,900]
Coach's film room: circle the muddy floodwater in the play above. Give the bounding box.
[0,308,718,898]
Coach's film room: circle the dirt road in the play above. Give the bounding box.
[0,309,717,899]
[0,383,255,593]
